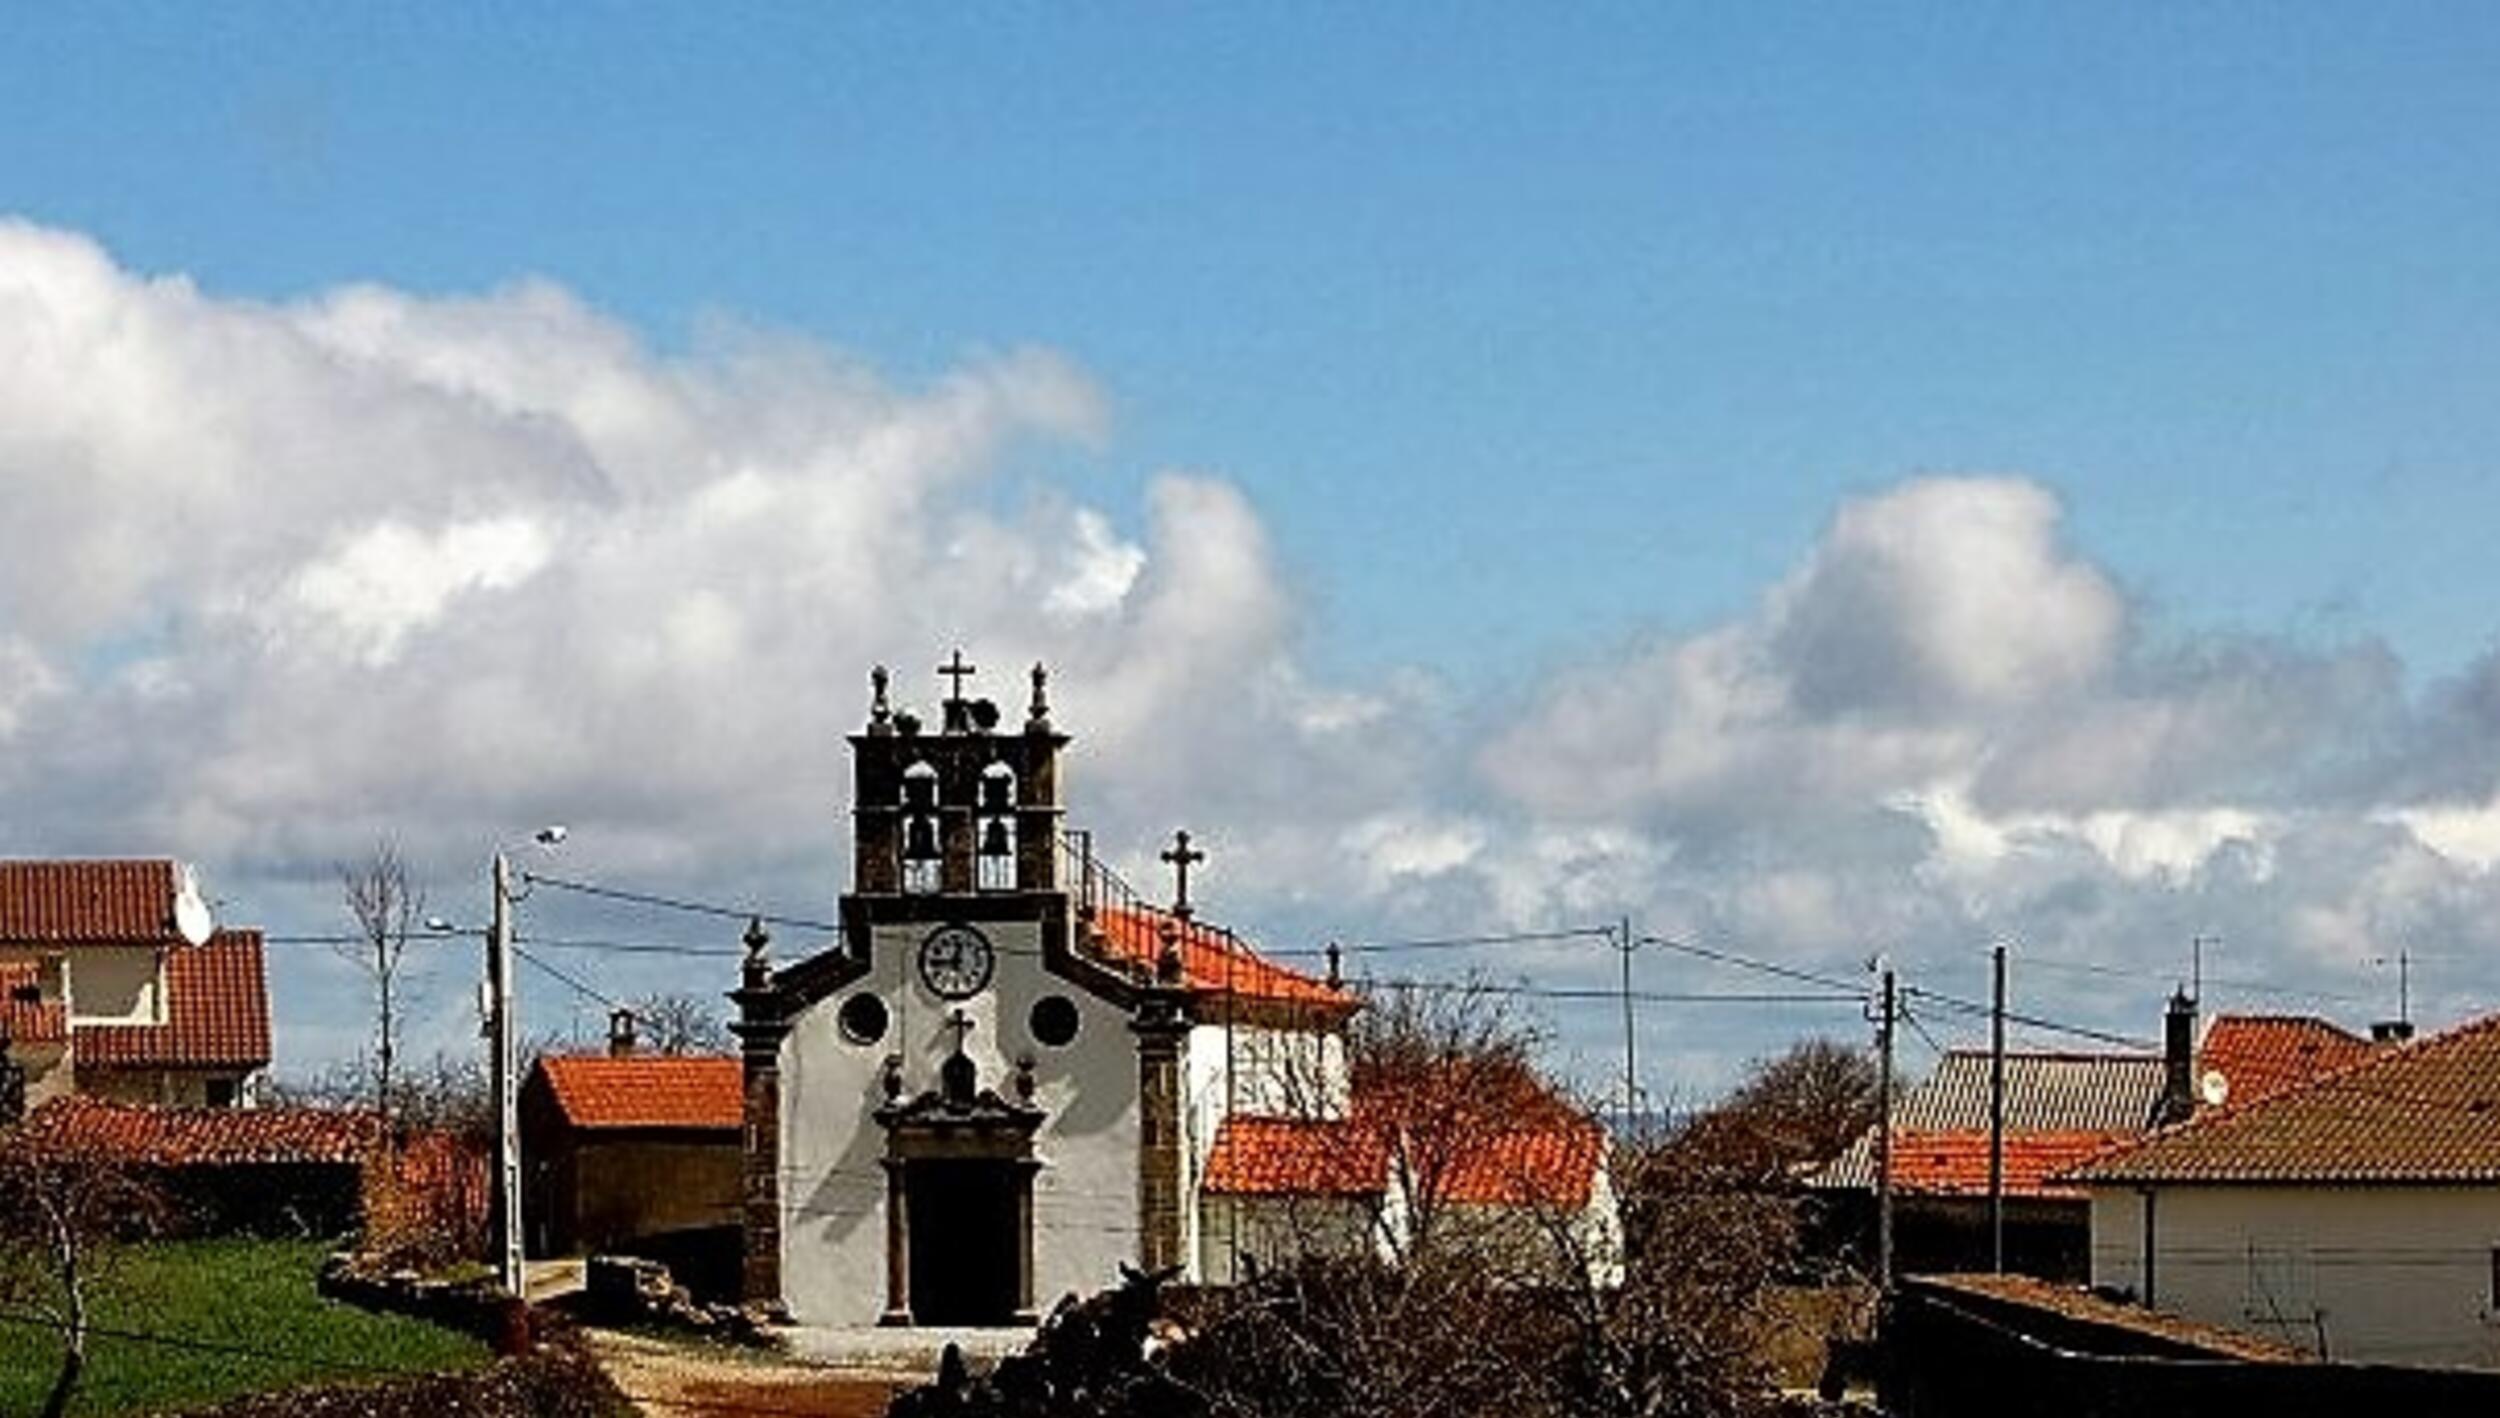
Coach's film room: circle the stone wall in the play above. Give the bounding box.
[1882,1277,2500,1418]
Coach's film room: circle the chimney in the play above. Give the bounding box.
[607,1008,638,1058]
[2371,1019,2415,1045]
[2157,989,2197,1125]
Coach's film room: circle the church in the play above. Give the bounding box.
[731,655,1610,1327]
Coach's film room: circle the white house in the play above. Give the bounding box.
[0,859,268,1112]
[730,658,1613,1326]
[2068,1011,2500,1368]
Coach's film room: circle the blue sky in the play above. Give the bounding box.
[7,7,2500,1091]
[13,5,2500,683]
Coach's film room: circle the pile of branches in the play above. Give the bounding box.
[888,1266,1207,1418]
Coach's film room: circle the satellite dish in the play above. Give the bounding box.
[172,864,215,946]
[2199,1069,2230,1108]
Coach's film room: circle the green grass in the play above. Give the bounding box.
[0,1238,489,1416]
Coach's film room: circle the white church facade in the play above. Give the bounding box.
[732,656,1610,1326]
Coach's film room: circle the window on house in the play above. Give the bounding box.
[205,1077,238,1109]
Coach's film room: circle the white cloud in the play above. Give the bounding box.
[284,516,552,665]
[10,218,2500,1091]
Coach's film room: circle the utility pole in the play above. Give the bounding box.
[1988,943,2007,1274]
[1618,916,1637,1128]
[488,851,525,1299]
[1874,965,1897,1292]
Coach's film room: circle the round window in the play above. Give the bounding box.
[837,993,890,1046]
[1030,995,1080,1048]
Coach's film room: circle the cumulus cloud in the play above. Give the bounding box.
[8,218,2500,1091]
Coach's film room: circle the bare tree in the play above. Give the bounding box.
[0,1125,167,1418]
[338,841,425,1128]
[631,991,732,1055]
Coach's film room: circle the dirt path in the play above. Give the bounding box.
[584,1328,904,1418]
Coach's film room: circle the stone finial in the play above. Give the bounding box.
[1026,662,1053,734]
[741,916,772,989]
[881,1053,904,1101]
[1156,916,1184,984]
[868,665,894,735]
[1014,1053,1037,1103]
[1325,941,1343,991]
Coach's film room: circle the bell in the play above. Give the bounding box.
[981,774,1013,812]
[902,774,937,811]
[904,817,941,862]
[980,818,1013,858]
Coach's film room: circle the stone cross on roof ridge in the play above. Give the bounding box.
[1161,829,1204,920]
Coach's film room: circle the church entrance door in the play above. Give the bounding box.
[905,1159,1022,1325]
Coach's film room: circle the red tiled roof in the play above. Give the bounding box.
[1091,905,1355,1013]
[0,960,67,1045]
[1203,1116,1388,1196]
[532,1053,743,1131]
[16,1097,383,1165]
[1363,1063,1606,1209]
[2071,1012,2500,1185]
[1882,1129,2140,1200]
[1439,1118,1607,1208]
[75,931,271,1069]
[2196,1014,2372,1110]
[1205,1063,1605,1209]
[0,859,180,942]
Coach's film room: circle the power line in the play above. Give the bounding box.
[1268,927,1618,958]
[1636,935,1866,996]
[513,943,625,1011]
[1900,984,2157,1052]
[0,1305,438,1376]
[520,871,840,935]
[1357,977,1865,1007]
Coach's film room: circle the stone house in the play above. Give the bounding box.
[520,1042,743,1264]
[2068,1010,2500,1367]
[0,859,270,1110]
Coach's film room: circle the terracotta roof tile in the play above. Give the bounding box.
[1811,1016,2370,1195]
[1206,1068,1605,1208]
[531,1054,743,1131]
[0,960,66,1045]
[1912,1274,2311,1363]
[2195,1014,2372,1109]
[1877,1128,2139,1200]
[74,931,271,1069]
[1090,905,1355,1013]
[0,860,180,943]
[1203,1116,1387,1196]
[2071,1011,2500,1185]
[17,1097,383,1165]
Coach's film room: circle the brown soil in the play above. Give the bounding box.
[585,1328,902,1418]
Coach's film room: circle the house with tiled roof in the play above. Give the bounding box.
[0,859,270,1112]
[14,1095,484,1240]
[729,659,1614,1327]
[1809,995,2372,1280]
[2065,1011,2500,1367]
[520,1015,744,1264]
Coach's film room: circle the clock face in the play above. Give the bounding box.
[917,924,996,1000]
